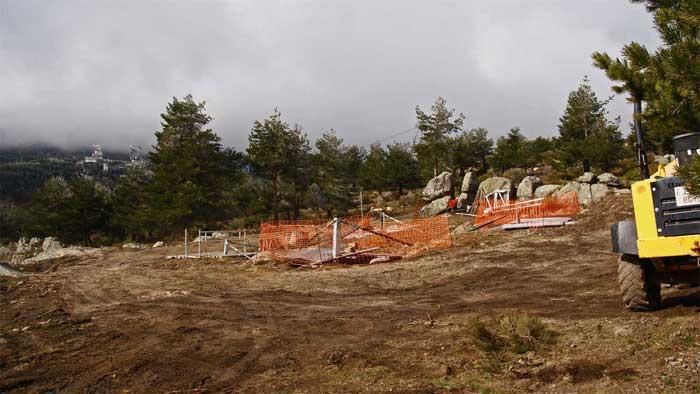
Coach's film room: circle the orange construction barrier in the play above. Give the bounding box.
[474,191,579,227]
[258,214,452,263]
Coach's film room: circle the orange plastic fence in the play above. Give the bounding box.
[474,191,579,227]
[258,214,452,261]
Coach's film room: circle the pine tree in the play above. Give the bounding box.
[146,95,227,232]
[29,176,109,245]
[384,142,421,195]
[593,42,653,177]
[610,1,700,151]
[488,127,532,172]
[414,97,465,178]
[311,131,354,217]
[110,166,150,240]
[359,143,387,193]
[452,127,494,171]
[557,78,623,172]
[247,110,311,220]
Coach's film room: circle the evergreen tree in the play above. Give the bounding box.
[110,166,150,240]
[593,42,652,177]
[359,143,387,193]
[311,131,355,217]
[28,177,73,240]
[247,110,311,220]
[488,127,532,172]
[557,79,624,172]
[146,95,228,232]
[29,176,109,245]
[641,0,700,151]
[414,97,466,178]
[452,127,494,171]
[384,142,421,195]
[68,177,111,245]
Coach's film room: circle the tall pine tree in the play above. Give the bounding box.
[558,78,624,172]
[146,95,227,232]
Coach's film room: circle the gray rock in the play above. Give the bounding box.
[516,176,543,200]
[598,173,623,188]
[15,237,27,253]
[461,171,479,193]
[422,172,454,201]
[29,237,41,248]
[381,191,397,201]
[576,172,598,184]
[456,192,473,209]
[477,177,514,199]
[41,237,63,253]
[557,182,593,205]
[591,183,610,202]
[22,247,101,264]
[614,188,631,195]
[122,243,145,249]
[534,184,561,199]
[419,196,450,217]
[0,262,23,277]
[152,241,165,248]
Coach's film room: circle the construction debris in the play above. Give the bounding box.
[501,217,572,230]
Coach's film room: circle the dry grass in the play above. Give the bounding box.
[470,312,555,355]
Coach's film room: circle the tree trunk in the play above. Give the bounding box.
[272,174,280,221]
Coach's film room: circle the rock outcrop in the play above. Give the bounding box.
[556,182,593,205]
[421,172,454,201]
[477,177,514,198]
[21,247,102,265]
[576,172,598,184]
[461,172,479,193]
[41,237,63,253]
[597,173,623,188]
[419,196,450,217]
[534,184,561,198]
[122,243,145,249]
[516,176,543,200]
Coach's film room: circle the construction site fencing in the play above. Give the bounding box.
[258,214,452,264]
[474,191,580,227]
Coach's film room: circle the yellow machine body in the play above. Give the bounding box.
[632,176,700,258]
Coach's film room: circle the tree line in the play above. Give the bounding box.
[11,0,698,244]
[0,77,633,245]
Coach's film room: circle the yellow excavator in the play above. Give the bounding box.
[612,132,700,311]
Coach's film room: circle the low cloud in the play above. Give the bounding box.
[0,0,660,150]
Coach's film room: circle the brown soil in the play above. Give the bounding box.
[2,194,700,393]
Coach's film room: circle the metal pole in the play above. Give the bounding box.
[184,229,188,258]
[243,229,247,255]
[198,229,201,258]
[332,218,339,258]
[223,239,228,256]
[360,190,364,221]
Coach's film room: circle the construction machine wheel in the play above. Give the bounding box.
[618,254,661,311]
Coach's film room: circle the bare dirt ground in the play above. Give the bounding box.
[3,194,700,393]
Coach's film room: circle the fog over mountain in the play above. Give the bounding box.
[0,0,661,151]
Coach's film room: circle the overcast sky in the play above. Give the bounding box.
[0,0,661,151]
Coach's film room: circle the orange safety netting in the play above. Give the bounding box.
[474,191,580,227]
[258,214,452,263]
